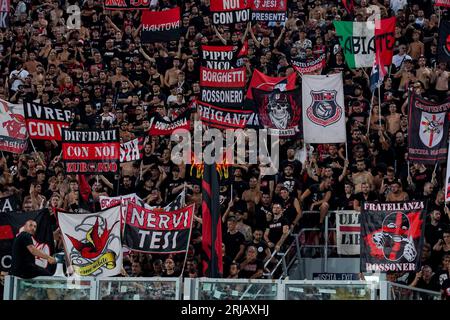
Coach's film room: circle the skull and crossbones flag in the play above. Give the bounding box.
[407,92,450,164]
[252,88,302,137]
[360,201,426,273]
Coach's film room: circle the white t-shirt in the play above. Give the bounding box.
[392,54,412,69]
[390,0,408,14]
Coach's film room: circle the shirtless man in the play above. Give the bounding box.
[408,30,424,60]
[416,56,432,90]
[242,177,262,215]
[164,57,181,88]
[432,62,449,100]
[386,181,409,202]
[386,103,401,135]
[352,160,374,193]
[110,66,131,88]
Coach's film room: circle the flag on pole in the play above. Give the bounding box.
[201,163,223,277]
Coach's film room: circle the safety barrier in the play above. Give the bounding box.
[3,276,442,300]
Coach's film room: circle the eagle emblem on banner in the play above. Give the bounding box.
[306,90,342,127]
[419,111,445,148]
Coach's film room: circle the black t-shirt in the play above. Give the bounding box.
[11,232,35,277]
[266,215,289,244]
[354,192,379,205]
[246,240,269,261]
[303,184,328,209]
[279,176,302,197]
[424,223,445,248]
[254,204,271,231]
[238,258,264,279]
[223,231,245,261]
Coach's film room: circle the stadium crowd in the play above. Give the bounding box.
[0,0,449,300]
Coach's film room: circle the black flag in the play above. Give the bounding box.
[201,163,223,277]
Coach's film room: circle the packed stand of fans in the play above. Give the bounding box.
[0,0,449,298]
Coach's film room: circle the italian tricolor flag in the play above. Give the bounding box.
[334,17,396,69]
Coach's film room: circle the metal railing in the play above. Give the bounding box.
[380,281,441,300]
[3,276,444,300]
[264,211,340,279]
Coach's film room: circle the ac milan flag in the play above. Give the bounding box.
[336,211,360,255]
[148,110,191,136]
[438,20,450,62]
[253,88,302,137]
[200,67,246,108]
[141,7,181,43]
[407,93,450,164]
[333,17,396,68]
[246,69,297,100]
[361,201,426,272]
[0,209,55,272]
[104,0,150,10]
[302,73,346,143]
[211,0,250,25]
[124,203,194,254]
[250,0,287,22]
[24,101,71,141]
[290,54,326,74]
[62,129,120,174]
[201,42,248,69]
[120,137,143,163]
[197,100,252,129]
[202,163,223,277]
[58,206,123,277]
[0,99,27,154]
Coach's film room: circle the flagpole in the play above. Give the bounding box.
[366,94,375,135]
[29,139,45,166]
[378,87,382,129]
[180,204,195,278]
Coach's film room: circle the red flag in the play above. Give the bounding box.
[201,163,223,277]
[77,174,91,203]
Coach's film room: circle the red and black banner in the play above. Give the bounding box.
[361,201,426,272]
[62,129,120,174]
[104,0,150,10]
[250,0,287,22]
[0,209,55,272]
[202,163,223,277]
[197,100,252,129]
[246,69,297,100]
[291,53,326,74]
[0,195,19,212]
[253,88,302,137]
[435,0,450,7]
[201,41,248,69]
[141,7,181,43]
[148,110,191,136]
[200,67,246,108]
[24,101,71,141]
[210,0,250,24]
[407,93,450,164]
[438,20,450,63]
[120,137,144,163]
[124,203,194,254]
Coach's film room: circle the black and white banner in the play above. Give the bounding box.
[120,137,143,163]
[0,195,19,212]
[124,203,194,254]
